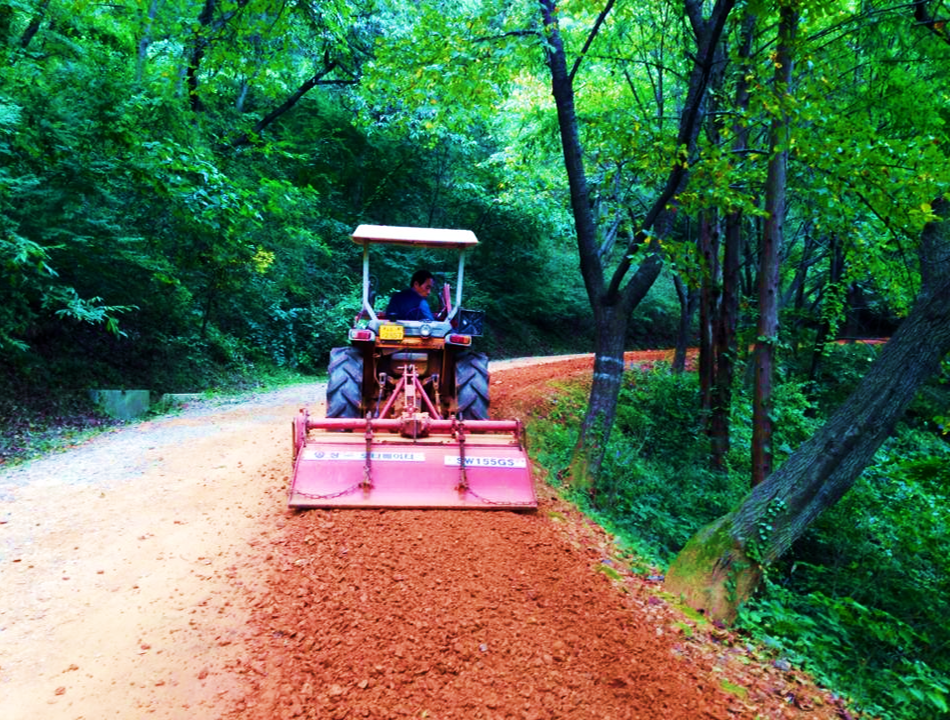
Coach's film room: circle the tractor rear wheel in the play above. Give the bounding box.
[456,350,489,420]
[327,347,363,418]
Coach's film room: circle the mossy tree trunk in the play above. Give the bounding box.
[667,198,950,621]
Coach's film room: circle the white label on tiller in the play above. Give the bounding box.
[445,456,527,469]
[302,450,426,462]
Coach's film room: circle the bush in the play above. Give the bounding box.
[529,346,950,719]
[532,366,748,564]
[806,341,884,412]
[739,579,950,719]
[740,426,950,720]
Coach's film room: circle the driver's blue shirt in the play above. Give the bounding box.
[385,287,434,321]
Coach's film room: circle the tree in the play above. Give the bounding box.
[751,2,798,486]
[347,0,740,486]
[539,0,737,489]
[666,197,950,621]
[713,12,757,464]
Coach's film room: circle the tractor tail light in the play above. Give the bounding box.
[448,334,472,346]
[350,329,374,341]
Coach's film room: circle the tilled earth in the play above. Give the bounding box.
[230,508,730,720]
[0,354,852,719]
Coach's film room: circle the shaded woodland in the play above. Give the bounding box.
[2,1,950,717]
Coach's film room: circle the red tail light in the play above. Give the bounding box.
[350,329,374,341]
[448,334,471,346]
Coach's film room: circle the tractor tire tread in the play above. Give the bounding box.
[456,350,490,421]
[327,346,363,419]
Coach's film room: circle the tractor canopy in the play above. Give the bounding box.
[351,224,477,331]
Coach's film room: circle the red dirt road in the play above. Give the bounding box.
[226,354,846,720]
[0,353,847,720]
[229,510,727,720]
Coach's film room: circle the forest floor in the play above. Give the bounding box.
[0,353,857,720]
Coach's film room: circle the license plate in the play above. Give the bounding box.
[445,456,528,469]
[379,324,404,340]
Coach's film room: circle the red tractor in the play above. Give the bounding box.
[288,225,536,510]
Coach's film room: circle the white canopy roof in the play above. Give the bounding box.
[351,224,478,248]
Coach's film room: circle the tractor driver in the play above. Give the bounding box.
[385,270,435,321]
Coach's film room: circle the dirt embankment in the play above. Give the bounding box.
[0,354,849,720]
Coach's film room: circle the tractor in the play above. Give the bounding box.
[287,225,536,510]
[328,224,489,426]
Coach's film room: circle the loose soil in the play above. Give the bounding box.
[0,353,853,720]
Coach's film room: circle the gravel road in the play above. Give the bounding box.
[0,356,843,720]
[0,381,322,719]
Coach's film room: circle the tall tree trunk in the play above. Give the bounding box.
[709,211,743,467]
[568,306,630,496]
[698,209,721,414]
[709,12,754,470]
[752,3,797,486]
[539,0,736,490]
[666,197,950,622]
[672,275,698,374]
[540,0,653,491]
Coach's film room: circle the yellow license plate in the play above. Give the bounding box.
[379,324,404,340]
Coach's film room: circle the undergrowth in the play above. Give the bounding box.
[529,353,950,720]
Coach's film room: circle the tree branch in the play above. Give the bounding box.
[230,62,357,147]
[568,0,617,83]
[607,0,736,304]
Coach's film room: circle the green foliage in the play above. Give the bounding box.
[530,382,588,485]
[746,498,788,565]
[806,341,884,411]
[533,361,832,567]
[740,579,950,719]
[727,375,824,471]
[0,0,591,398]
[626,272,683,349]
[597,370,739,561]
[909,355,950,436]
[612,364,706,460]
[532,341,950,719]
[737,421,950,718]
[533,366,748,563]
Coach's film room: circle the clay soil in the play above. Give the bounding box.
[0,353,852,720]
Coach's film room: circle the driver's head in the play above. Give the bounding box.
[411,269,434,297]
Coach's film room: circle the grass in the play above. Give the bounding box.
[527,355,950,720]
